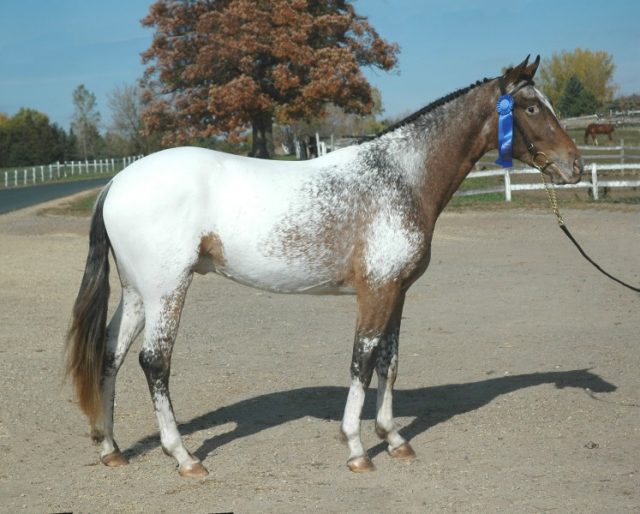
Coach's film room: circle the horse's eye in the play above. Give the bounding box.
[526,105,539,115]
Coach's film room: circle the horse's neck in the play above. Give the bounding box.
[355,83,497,218]
[416,85,497,214]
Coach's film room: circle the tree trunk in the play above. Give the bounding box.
[250,112,274,159]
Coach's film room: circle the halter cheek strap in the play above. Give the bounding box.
[495,78,555,174]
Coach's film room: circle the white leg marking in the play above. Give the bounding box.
[342,379,367,460]
[98,288,145,458]
[376,354,406,450]
[153,393,199,468]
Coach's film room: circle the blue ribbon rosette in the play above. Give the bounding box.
[495,95,514,168]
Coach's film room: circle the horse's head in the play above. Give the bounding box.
[500,56,583,184]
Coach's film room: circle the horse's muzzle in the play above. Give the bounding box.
[553,157,583,185]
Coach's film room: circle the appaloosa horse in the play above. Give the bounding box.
[66,56,583,477]
[584,123,615,145]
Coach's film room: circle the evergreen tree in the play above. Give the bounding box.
[558,75,599,117]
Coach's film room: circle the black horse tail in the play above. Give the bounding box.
[65,183,112,426]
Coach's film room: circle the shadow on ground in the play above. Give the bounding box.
[124,369,615,462]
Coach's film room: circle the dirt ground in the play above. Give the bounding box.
[1,193,639,513]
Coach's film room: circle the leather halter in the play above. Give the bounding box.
[499,78,555,175]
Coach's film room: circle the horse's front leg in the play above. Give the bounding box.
[374,295,416,460]
[341,286,405,472]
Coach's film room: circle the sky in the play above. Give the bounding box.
[1,0,639,131]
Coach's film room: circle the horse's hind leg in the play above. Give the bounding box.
[93,286,144,466]
[138,275,208,477]
[374,295,416,461]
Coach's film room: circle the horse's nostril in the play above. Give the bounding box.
[573,158,583,176]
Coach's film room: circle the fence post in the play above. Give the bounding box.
[23,169,27,185]
[504,169,512,202]
[620,138,625,165]
[591,163,598,200]
[32,167,36,183]
[4,172,7,188]
[14,170,17,186]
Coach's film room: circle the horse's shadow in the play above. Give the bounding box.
[124,369,615,462]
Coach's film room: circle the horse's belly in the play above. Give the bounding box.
[211,243,353,295]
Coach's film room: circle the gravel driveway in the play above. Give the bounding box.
[1,193,638,513]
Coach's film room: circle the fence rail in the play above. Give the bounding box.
[575,142,640,162]
[1,155,143,188]
[457,163,640,202]
[475,143,640,170]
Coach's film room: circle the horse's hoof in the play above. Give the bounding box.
[388,442,416,460]
[101,450,129,467]
[347,456,375,473]
[178,462,209,478]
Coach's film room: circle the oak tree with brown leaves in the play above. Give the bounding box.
[141,0,399,158]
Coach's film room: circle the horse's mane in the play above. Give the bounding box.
[368,76,495,141]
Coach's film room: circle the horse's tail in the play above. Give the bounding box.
[65,183,112,425]
[584,127,589,145]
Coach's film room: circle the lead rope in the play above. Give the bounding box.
[541,174,640,409]
[540,173,640,293]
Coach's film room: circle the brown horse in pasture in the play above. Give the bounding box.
[584,123,615,145]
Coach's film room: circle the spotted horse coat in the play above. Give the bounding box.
[66,56,583,476]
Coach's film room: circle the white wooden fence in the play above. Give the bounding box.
[2,155,143,188]
[575,142,640,163]
[458,163,640,201]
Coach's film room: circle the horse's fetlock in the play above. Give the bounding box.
[375,423,390,440]
[91,427,106,444]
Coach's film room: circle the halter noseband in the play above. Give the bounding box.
[496,78,555,175]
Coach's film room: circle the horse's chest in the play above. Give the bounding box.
[363,210,425,285]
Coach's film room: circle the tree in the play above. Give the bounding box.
[141,0,399,158]
[276,86,384,155]
[0,108,71,167]
[71,85,102,160]
[558,75,599,117]
[538,49,616,111]
[608,93,640,112]
[107,83,162,155]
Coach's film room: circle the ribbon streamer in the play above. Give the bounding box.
[495,95,514,168]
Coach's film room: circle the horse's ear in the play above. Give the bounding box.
[502,55,530,88]
[524,55,541,80]
[502,55,541,89]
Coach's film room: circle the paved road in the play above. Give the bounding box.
[0,177,111,214]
